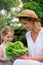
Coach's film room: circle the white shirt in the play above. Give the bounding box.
[26,28,43,57]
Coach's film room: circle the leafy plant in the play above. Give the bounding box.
[6,41,28,60]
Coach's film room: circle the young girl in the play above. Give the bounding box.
[13,10,43,65]
[0,26,14,65]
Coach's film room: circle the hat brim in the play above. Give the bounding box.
[16,16,40,22]
[16,16,28,18]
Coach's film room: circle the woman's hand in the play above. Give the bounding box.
[18,53,29,59]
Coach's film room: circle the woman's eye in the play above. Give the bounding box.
[23,23,26,25]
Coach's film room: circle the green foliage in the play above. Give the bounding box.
[0,17,7,43]
[6,41,28,60]
[32,0,43,4]
[0,0,19,11]
[12,25,27,46]
[21,0,30,3]
[14,25,25,30]
[0,17,7,31]
[21,0,43,4]
[32,0,43,14]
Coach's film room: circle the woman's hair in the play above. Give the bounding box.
[34,21,41,32]
[1,26,14,42]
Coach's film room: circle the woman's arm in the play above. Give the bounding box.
[26,56,43,62]
[18,54,43,62]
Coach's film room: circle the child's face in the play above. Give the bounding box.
[3,31,14,43]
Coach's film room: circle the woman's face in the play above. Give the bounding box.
[3,31,14,43]
[20,18,34,31]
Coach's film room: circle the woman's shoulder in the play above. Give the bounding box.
[40,28,43,34]
[41,27,43,29]
[39,28,43,39]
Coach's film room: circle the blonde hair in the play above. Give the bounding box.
[34,22,41,32]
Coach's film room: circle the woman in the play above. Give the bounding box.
[13,10,43,65]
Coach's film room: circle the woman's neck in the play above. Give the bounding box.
[31,28,41,43]
[32,27,41,34]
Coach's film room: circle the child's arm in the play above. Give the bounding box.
[0,46,9,62]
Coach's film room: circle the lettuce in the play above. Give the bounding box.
[6,41,28,60]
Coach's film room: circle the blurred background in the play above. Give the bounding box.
[0,0,43,46]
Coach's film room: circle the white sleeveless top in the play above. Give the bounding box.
[0,44,7,58]
[26,28,43,57]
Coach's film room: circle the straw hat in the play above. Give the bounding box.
[16,10,39,21]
